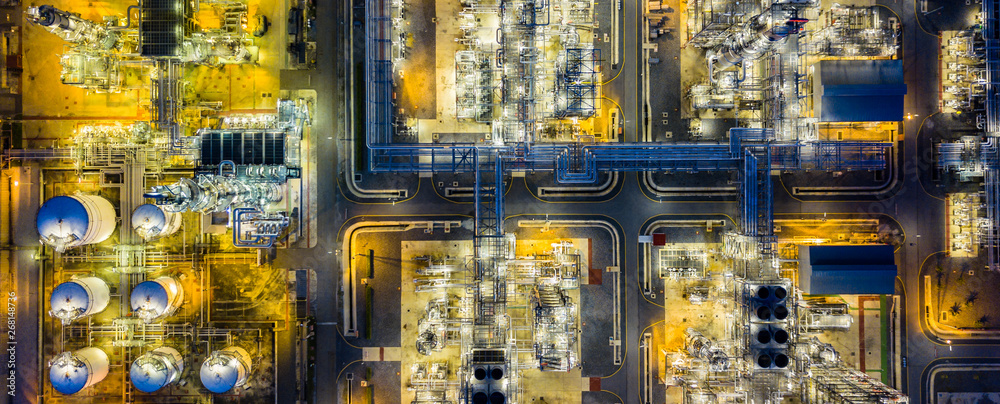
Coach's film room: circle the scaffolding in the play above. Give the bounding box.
[984,0,1000,134]
[808,5,898,58]
[803,362,908,403]
[554,48,600,118]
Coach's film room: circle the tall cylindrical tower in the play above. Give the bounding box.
[130,277,184,322]
[49,347,110,395]
[37,195,117,253]
[49,277,111,324]
[131,204,182,240]
[130,346,184,393]
[200,346,252,393]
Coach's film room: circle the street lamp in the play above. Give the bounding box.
[946,339,953,351]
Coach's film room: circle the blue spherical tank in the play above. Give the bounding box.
[37,195,116,252]
[130,347,184,393]
[200,347,251,393]
[130,277,183,322]
[131,204,181,240]
[49,348,109,395]
[49,277,110,324]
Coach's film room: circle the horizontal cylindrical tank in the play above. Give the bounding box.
[37,195,116,253]
[131,204,182,240]
[200,346,252,393]
[49,277,110,324]
[130,346,184,393]
[130,277,183,322]
[49,347,109,395]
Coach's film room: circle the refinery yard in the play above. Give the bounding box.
[1,0,999,402]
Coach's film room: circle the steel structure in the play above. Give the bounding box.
[982,137,1000,269]
[808,5,898,57]
[802,362,908,403]
[365,0,394,146]
[985,0,1000,134]
[358,0,899,401]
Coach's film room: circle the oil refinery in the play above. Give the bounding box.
[0,0,997,402]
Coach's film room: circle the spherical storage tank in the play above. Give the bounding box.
[49,277,110,324]
[131,204,182,240]
[49,347,109,395]
[130,277,183,322]
[200,346,252,393]
[37,195,116,253]
[130,347,184,393]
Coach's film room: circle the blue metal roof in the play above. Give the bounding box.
[130,356,170,392]
[200,355,240,393]
[49,353,91,395]
[131,280,169,314]
[798,245,897,295]
[815,60,907,122]
[36,196,90,240]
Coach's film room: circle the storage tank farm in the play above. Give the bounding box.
[130,347,185,393]
[200,346,252,393]
[130,277,184,322]
[49,277,111,324]
[131,203,182,240]
[36,195,117,252]
[48,347,110,395]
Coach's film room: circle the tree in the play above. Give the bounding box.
[966,291,980,306]
[950,302,963,316]
[976,315,990,328]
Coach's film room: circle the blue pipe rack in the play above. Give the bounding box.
[362,1,891,256]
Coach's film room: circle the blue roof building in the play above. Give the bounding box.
[813,60,907,122]
[798,245,897,295]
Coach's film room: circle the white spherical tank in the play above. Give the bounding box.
[200,346,251,393]
[49,347,109,395]
[37,195,116,253]
[130,346,184,393]
[130,277,183,322]
[131,204,182,240]
[49,277,110,324]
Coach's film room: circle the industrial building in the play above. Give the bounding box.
[0,0,996,402]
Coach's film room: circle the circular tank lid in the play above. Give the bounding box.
[130,356,170,393]
[200,355,240,393]
[756,354,772,368]
[131,204,167,238]
[490,391,506,404]
[49,353,90,395]
[774,304,789,320]
[50,281,89,319]
[36,196,89,241]
[131,280,169,315]
[773,353,790,368]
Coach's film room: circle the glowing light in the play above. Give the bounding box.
[12,181,17,186]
